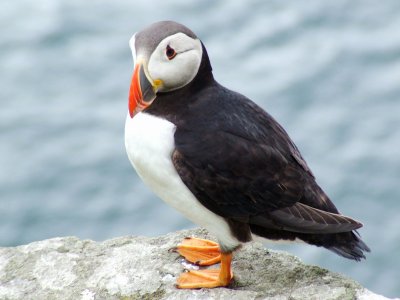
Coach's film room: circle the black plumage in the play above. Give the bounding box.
[146,43,370,260]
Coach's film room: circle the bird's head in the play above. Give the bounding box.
[128,21,206,118]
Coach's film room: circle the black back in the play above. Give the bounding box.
[145,37,370,260]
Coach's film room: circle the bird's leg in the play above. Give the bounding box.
[176,252,233,289]
[174,237,221,266]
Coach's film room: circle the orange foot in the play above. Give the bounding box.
[174,237,234,289]
[175,237,221,266]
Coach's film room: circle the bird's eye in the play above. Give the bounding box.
[166,45,177,60]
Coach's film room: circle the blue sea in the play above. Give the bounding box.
[1,0,399,297]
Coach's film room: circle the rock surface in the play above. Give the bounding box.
[0,228,393,300]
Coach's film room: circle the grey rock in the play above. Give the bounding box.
[0,228,393,300]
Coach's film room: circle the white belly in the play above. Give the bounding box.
[124,112,240,250]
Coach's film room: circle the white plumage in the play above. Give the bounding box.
[124,112,240,250]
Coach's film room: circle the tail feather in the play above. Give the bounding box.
[249,179,371,260]
[250,224,371,261]
[328,231,370,261]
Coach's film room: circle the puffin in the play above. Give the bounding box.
[125,21,370,289]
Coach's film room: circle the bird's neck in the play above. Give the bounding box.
[145,72,215,123]
[145,57,218,124]
[145,44,215,124]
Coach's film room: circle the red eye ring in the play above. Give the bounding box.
[166,45,177,60]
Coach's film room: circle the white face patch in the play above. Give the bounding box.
[147,33,202,92]
[128,33,137,65]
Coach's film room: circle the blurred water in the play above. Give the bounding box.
[1,0,399,297]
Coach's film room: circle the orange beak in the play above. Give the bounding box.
[128,63,157,118]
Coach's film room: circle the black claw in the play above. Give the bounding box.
[194,260,201,266]
[169,247,178,253]
[183,236,192,240]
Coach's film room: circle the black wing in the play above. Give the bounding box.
[173,129,305,215]
[172,89,362,234]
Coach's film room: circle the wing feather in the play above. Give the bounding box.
[171,89,355,233]
[251,202,363,234]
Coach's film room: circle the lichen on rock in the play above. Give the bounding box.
[0,228,393,300]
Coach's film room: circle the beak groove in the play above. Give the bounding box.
[128,63,157,118]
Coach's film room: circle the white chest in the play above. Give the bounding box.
[125,112,177,191]
[124,112,240,249]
